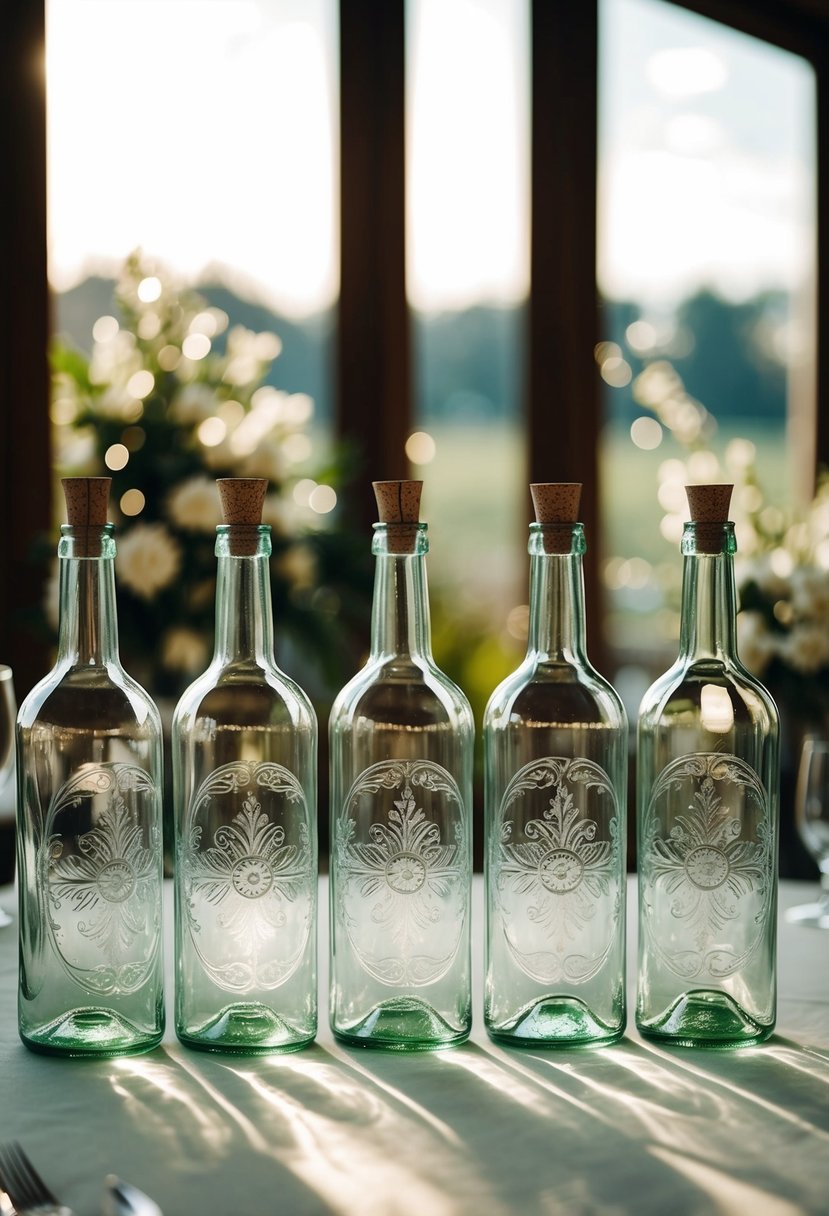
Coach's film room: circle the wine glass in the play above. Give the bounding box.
[0,665,16,927]
[786,736,829,929]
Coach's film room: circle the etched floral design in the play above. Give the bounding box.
[41,762,161,995]
[182,760,313,992]
[493,757,620,984]
[642,752,772,979]
[337,759,468,987]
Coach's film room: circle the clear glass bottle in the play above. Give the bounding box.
[329,480,473,1050]
[637,484,779,1047]
[16,478,164,1056]
[173,479,317,1053]
[484,483,627,1046]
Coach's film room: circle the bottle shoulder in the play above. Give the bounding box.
[638,656,779,730]
[17,661,161,734]
[485,656,627,730]
[330,657,473,732]
[174,659,317,733]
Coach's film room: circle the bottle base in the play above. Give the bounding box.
[637,989,774,1049]
[487,995,624,1049]
[21,1008,163,1058]
[333,997,469,1051]
[178,1003,315,1054]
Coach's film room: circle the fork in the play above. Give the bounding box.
[0,1143,73,1216]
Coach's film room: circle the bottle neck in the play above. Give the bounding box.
[370,523,432,661]
[56,526,120,666]
[678,522,738,662]
[213,527,275,665]
[526,523,588,662]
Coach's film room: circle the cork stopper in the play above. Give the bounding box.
[217,478,267,555]
[373,480,423,553]
[530,482,582,553]
[685,483,733,553]
[62,477,111,556]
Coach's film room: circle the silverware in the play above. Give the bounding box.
[0,1142,73,1216]
[102,1176,162,1216]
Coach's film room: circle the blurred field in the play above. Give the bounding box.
[421,417,791,645]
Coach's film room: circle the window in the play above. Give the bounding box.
[406,0,530,673]
[597,0,818,689]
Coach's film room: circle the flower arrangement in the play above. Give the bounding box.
[49,252,372,698]
[631,360,829,725]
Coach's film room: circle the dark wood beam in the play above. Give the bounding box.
[0,0,51,699]
[337,0,410,527]
[529,1,603,665]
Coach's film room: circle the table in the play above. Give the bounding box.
[1,880,828,1216]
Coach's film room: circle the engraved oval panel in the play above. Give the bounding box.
[182,760,314,993]
[642,752,773,980]
[40,762,162,996]
[492,756,621,985]
[336,759,469,988]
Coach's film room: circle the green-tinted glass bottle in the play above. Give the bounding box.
[329,481,473,1050]
[173,479,317,1053]
[484,483,627,1046]
[16,478,164,1056]
[637,484,779,1047]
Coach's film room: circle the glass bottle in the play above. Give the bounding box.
[16,478,164,1056]
[329,480,473,1049]
[484,483,627,1046]
[637,484,779,1047]
[173,478,317,1053]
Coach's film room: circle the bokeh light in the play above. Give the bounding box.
[105,442,129,471]
[405,431,437,465]
[120,488,145,516]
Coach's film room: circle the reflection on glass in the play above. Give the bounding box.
[597,0,817,670]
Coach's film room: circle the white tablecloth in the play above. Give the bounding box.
[1,879,828,1216]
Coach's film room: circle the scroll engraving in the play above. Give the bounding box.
[336,759,469,987]
[492,756,621,984]
[40,762,161,995]
[182,760,314,993]
[642,752,772,980]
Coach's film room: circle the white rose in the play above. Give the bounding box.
[275,543,317,591]
[790,566,829,626]
[736,611,775,677]
[116,523,181,600]
[240,440,285,483]
[261,494,298,535]
[95,386,140,421]
[780,623,829,676]
[167,476,221,532]
[170,383,218,424]
[161,627,208,674]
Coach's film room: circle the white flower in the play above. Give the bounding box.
[737,555,789,601]
[161,627,208,674]
[275,543,317,591]
[167,476,221,532]
[780,624,829,676]
[116,523,181,600]
[170,383,218,424]
[240,440,285,483]
[261,494,298,535]
[89,331,137,386]
[95,386,141,421]
[736,611,775,677]
[790,566,829,626]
